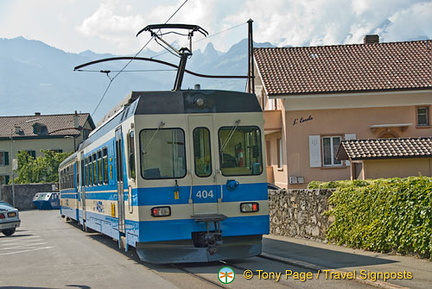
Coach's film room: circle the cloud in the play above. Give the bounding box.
[76,0,202,52]
[234,0,432,47]
[6,0,428,55]
[383,1,432,41]
[77,1,145,43]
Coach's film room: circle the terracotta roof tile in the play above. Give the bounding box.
[0,113,94,138]
[254,40,432,96]
[337,137,432,160]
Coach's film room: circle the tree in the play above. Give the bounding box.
[13,150,72,184]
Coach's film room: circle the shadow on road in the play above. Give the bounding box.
[65,219,397,275]
[263,238,397,269]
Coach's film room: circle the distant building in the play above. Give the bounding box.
[0,112,95,185]
[253,36,432,188]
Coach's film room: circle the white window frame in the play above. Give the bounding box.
[309,134,355,168]
[417,106,430,127]
[277,138,283,169]
[322,136,342,167]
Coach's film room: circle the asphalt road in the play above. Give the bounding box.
[0,210,177,289]
[1,210,430,289]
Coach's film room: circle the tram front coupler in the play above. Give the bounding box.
[204,231,223,255]
[192,214,227,255]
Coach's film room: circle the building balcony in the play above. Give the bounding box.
[263,110,282,134]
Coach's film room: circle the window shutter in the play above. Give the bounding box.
[4,152,9,166]
[309,135,321,167]
[344,134,356,166]
[344,134,356,140]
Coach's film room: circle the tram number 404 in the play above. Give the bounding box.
[195,190,214,199]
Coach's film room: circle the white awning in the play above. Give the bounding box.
[369,123,412,132]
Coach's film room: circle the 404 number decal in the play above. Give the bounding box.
[195,190,214,199]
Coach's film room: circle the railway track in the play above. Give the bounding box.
[157,252,380,289]
[70,223,404,289]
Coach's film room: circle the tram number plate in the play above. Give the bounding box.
[195,190,214,199]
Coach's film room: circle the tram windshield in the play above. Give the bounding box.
[219,126,263,176]
[140,128,186,179]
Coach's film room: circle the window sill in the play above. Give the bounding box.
[320,166,346,170]
[416,125,431,129]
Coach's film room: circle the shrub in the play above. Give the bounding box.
[321,177,431,259]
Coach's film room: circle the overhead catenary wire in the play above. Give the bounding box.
[78,69,177,73]
[90,38,152,116]
[148,21,247,60]
[88,1,249,117]
[91,0,189,117]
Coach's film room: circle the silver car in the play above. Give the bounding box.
[0,201,21,236]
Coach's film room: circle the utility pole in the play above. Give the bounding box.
[247,19,255,94]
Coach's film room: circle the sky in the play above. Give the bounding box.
[0,0,431,55]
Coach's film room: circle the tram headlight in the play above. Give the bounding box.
[240,202,259,213]
[193,96,206,107]
[151,206,171,217]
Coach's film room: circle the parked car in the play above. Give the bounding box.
[0,201,21,236]
[33,192,60,210]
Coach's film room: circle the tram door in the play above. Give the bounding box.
[79,152,86,225]
[188,116,219,215]
[115,127,126,234]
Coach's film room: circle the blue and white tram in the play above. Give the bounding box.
[59,89,269,263]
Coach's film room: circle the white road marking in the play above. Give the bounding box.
[0,246,54,256]
[0,227,53,256]
[1,242,48,250]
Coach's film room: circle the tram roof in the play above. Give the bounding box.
[82,90,262,151]
[100,90,261,123]
[134,89,261,114]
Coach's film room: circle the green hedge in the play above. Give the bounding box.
[310,177,431,259]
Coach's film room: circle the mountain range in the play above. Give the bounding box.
[0,37,272,123]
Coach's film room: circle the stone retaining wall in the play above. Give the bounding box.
[0,183,58,210]
[269,189,334,241]
[1,184,334,238]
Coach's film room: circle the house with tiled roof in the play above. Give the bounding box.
[253,36,432,188]
[337,137,432,180]
[0,112,95,185]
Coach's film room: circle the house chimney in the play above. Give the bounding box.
[73,113,80,128]
[35,112,41,116]
[364,34,379,44]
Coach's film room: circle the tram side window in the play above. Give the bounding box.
[61,169,65,189]
[60,170,65,189]
[127,131,136,180]
[92,153,97,185]
[193,127,212,177]
[84,159,88,186]
[140,128,186,179]
[66,167,70,188]
[60,165,75,189]
[89,156,93,186]
[103,148,108,184]
[76,162,79,187]
[97,151,102,185]
[87,157,91,186]
[219,126,263,176]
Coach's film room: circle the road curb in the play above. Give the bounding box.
[260,252,409,289]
